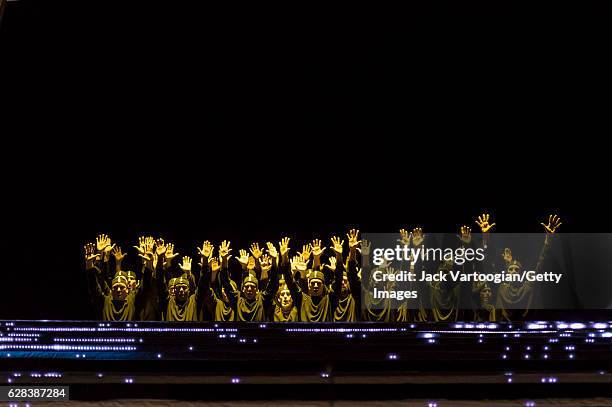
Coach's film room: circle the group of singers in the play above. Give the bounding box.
[83,214,561,322]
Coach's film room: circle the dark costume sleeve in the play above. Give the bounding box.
[139,263,161,321]
[219,264,238,309]
[347,257,361,312]
[102,256,113,287]
[281,257,302,304]
[87,267,105,318]
[95,269,110,296]
[133,265,152,319]
[330,255,343,307]
[260,261,278,306]
[194,264,208,310]
[156,255,170,312]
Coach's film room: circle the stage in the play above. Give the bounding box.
[1,320,612,401]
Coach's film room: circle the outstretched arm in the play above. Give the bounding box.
[536,214,562,273]
[260,254,277,305]
[281,247,302,303]
[475,213,496,249]
[329,235,345,299]
[218,264,238,308]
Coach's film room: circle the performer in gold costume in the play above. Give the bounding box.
[219,240,278,322]
[495,214,561,321]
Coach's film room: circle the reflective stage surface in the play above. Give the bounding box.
[1,320,612,401]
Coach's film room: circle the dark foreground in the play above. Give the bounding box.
[1,320,612,403]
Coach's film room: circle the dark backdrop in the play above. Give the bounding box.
[1,1,610,319]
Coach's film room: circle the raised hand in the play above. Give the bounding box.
[260,254,273,273]
[84,243,100,269]
[165,243,179,262]
[266,242,278,259]
[96,234,109,252]
[324,256,337,272]
[210,257,221,273]
[219,240,232,259]
[299,244,312,262]
[144,236,155,255]
[249,243,263,259]
[133,236,147,256]
[360,239,371,257]
[541,214,562,234]
[347,229,361,250]
[247,256,256,271]
[460,225,472,245]
[411,227,424,247]
[331,236,344,255]
[279,237,290,258]
[502,248,513,264]
[197,240,214,259]
[476,213,496,233]
[179,256,192,273]
[398,229,411,246]
[112,245,127,263]
[155,238,167,256]
[311,239,326,257]
[237,249,250,268]
[290,255,307,274]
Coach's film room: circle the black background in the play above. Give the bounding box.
[1,1,609,319]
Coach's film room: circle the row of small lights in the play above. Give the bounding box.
[285,328,398,333]
[53,338,136,343]
[0,344,136,351]
[6,333,40,337]
[14,326,237,333]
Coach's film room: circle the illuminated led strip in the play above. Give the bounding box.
[6,333,41,337]
[0,337,34,342]
[0,345,136,351]
[53,338,136,343]
[285,328,398,333]
[13,327,98,332]
[420,330,559,334]
[14,327,237,333]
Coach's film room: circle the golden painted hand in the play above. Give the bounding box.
[299,244,312,262]
[96,234,111,253]
[360,239,371,257]
[331,236,344,255]
[112,245,127,262]
[155,238,166,256]
[165,243,179,262]
[210,257,221,273]
[260,254,273,273]
[279,237,291,258]
[266,242,278,259]
[476,213,496,233]
[247,256,256,271]
[133,236,147,256]
[219,240,232,259]
[311,239,326,257]
[290,255,307,274]
[198,240,214,259]
[541,214,562,233]
[84,243,100,269]
[502,248,513,264]
[237,249,250,268]
[460,226,472,245]
[249,243,263,259]
[179,256,192,273]
[398,229,411,246]
[347,229,361,251]
[324,256,337,272]
[411,228,424,247]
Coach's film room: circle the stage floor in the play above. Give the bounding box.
[1,320,612,400]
